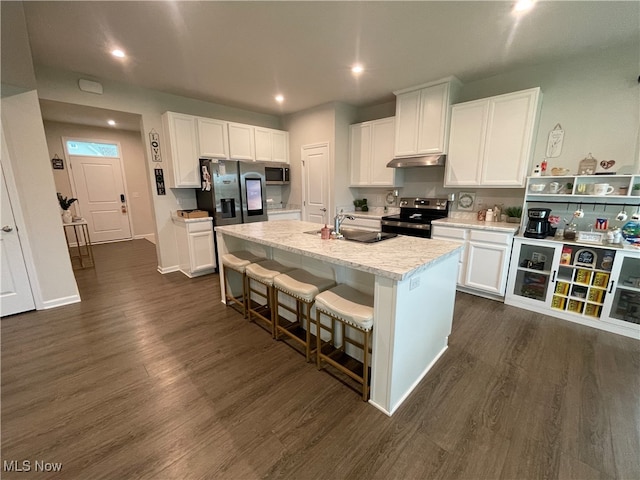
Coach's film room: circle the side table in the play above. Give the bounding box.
[63,220,94,269]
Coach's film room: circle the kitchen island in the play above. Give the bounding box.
[215,220,462,415]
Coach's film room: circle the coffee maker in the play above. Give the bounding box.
[524,208,552,238]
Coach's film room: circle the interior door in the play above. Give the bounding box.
[302,143,329,224]
[69,155,132,243]
[0,162,35,317]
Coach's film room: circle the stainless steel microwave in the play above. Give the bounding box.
[264,164,290,185]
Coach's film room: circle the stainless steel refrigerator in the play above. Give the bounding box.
[195,159,268,226]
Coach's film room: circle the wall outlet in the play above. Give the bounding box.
[376,195,383,205]
[410,277,420,290]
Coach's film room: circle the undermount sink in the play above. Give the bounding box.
[304,227,397,243]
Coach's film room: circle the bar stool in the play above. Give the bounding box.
[315,284,374,401]
[221,251,264,318]
[245,260,293,337]
[274,269,335,362]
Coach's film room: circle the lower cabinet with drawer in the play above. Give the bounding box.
[173,216,217,277]
[432,224,515,299]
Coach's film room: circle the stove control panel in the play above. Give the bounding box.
[399,197,448,210]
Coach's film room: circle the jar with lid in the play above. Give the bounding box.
[563,223,577,240]
[485,209,494,222]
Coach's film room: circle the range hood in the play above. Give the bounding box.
[386,154,446,168]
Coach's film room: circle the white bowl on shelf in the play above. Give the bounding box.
[529,184,546,193]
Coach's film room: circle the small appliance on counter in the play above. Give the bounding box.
[524,208,552,239]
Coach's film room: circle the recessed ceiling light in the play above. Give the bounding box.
[275,94,284,103]
[107,120,116,126]
[513,0,536,13]
[351,64,364,75]
[111,49,126,58]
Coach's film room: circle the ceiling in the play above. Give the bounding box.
[24,1,640,124]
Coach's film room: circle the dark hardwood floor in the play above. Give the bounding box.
[2,239,638,479]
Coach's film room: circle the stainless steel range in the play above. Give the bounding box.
[381,197,449,238]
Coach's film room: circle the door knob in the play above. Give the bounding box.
[320,208,327,212]
[2,225,13,232]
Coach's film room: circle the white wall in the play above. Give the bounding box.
[35,65,282,271]
[43,121,156,242]
[0,1,36,94]
[457,41,639,175]
[1,91,80,308]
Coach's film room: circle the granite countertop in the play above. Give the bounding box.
[215,220,462,281]
[172,214,213,223]
[432,217,520,234]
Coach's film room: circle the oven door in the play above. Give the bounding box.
[381,219,431,238]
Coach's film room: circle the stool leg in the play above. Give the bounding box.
[273,289,280,340]
[305,301,313,362]
[316,309,322,370]
[269,285,276,338]
[362,329,370,402]
[242,272,248,318]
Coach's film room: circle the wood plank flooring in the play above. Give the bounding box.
[2,239,638,479]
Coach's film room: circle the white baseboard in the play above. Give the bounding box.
[40,294,81,309]
[157,265,179,274]
[134,233,156,244]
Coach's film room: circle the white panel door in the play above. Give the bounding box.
[0,162,35,316]
[197,117,229,159]
[70,156,132,243]
[417,82,448,154]
[465,242,510,294]
[481,91,537,186]
[394,90,420,156]
[370,117,395,185]
[445,100,489,186]
[302,143,329,225]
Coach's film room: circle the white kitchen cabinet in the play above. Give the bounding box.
[197,117,229,159]
[162,112,200,188]
[445,87,541,188]
[341,216,382,232]
[267,209,301,221]
[173,216,217,278]
[228,122,256,161]
[393,78,460,157]
[350,117,402,187]
[255,127,289,163]
[432,224,513,297]
[505,237,639,339]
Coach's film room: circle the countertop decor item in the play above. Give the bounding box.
[578,153,598,175]
[551,167,571,176]
[505,206,523,223]
[457,192,475,211]
[545,124,564,158]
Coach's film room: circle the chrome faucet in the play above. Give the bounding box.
[334,211,355,236]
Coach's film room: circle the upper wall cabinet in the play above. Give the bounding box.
[197,117,229,159]
[393,77,461,157]
[228,122,256,161]
[445,87,542,188]
[162,112,200,188]
[350,117,403,187]
[255,127,289,163]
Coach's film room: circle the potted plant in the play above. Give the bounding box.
[632,184,640,196]
[57,192,77,224]
[504,206,523,223]
[353,199,368,212]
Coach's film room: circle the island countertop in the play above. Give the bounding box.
[215,220,461,281]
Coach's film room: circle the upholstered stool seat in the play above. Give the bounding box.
[221,251,264,317]
[315,284,374,401]
[274,269,335,361]
[245,260,293,337]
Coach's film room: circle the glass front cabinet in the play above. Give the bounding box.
[506,238,640,339]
